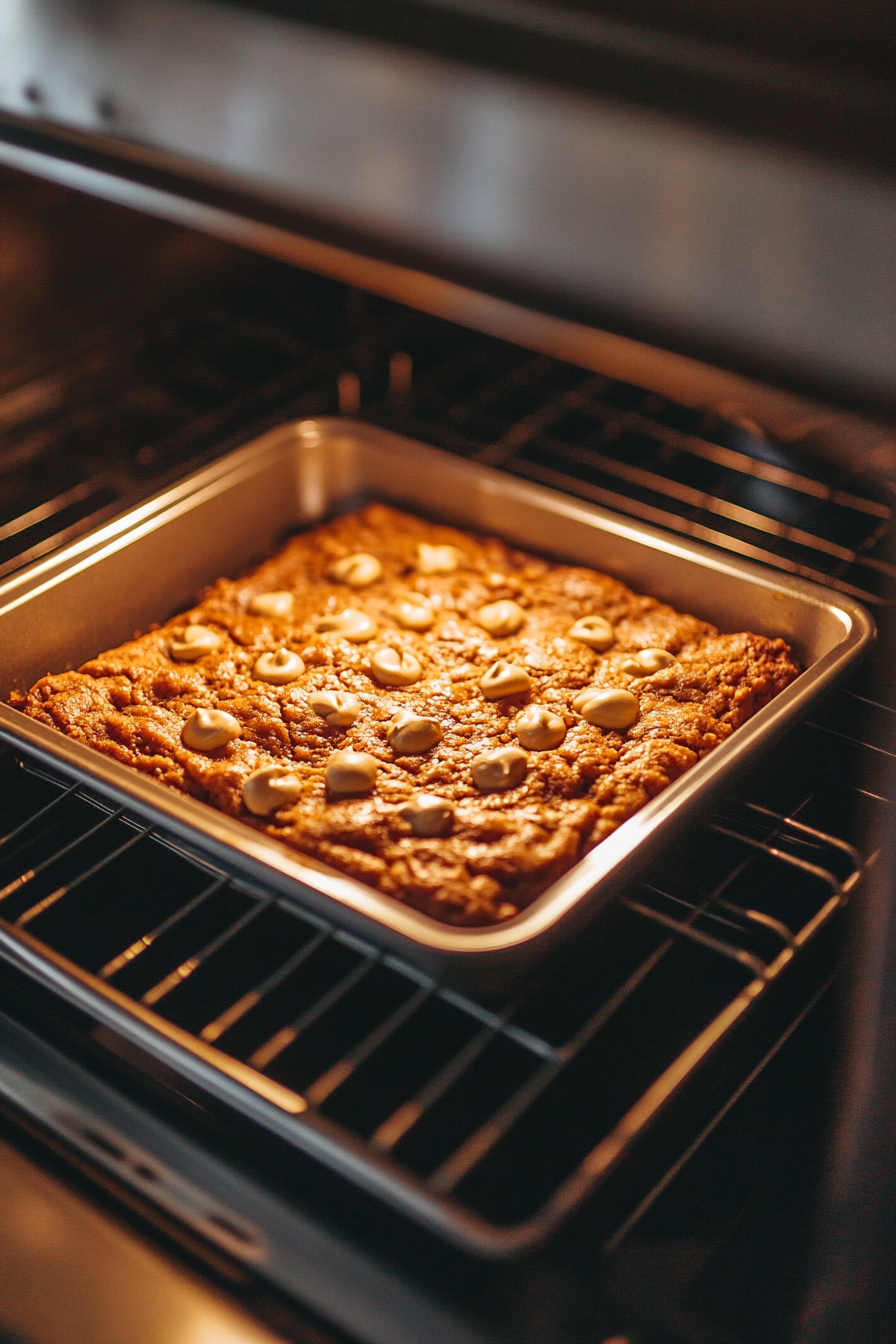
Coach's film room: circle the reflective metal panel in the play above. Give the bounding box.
[1,0,894,398]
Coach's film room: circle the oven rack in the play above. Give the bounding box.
[0,704,884,1255]
[1,251,894,1262]
[1,274,893,612]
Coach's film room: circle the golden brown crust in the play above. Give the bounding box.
[14,504,801,925]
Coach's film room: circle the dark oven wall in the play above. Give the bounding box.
[0,165,894,1344]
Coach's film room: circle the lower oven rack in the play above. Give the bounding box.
[0,703,880,1256]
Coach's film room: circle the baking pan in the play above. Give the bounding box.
[0,419,875,992]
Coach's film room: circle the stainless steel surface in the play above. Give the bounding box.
[2,137,892,483]
[1,0,895,401]
[0,1013,484,1344]
[0,1132,288,1344]
[0,418,874,988]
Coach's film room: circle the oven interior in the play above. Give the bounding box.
[0,163,894,1343]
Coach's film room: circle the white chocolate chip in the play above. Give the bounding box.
[316,608,378,642]
[369,647,423,686]
[391,593,435,632]
[329,553,383,587]
[471,746,528,791]
[399,793,454,836]
[621,648,678,677]
[169,625,221,662]
[514,705,566,750]
[253,648,305,685]
[387,710,443,755]
[479,660,533,700]
[242,765,302,816]
[308,690,361,727]
[568,615,615,652]
[573,687,640,729]
[181,708,241,752]
[325,748,379,794]
[248,591,294,618]
[416,542,461,575]
[476,599,525,638]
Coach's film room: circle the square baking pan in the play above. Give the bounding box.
[0,418,875,994]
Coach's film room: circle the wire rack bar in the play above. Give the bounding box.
[15,823,146,930]
[425,938,673,1193]
[249,955,377,1072]
[305,982,433,1109]
[199,925,329,1043]
[0,778,80,853]
[0,803,126,905]
[99,874,230,980]
[140,889,272,1007]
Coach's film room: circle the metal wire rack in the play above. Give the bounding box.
[0,303,338,577]
[1,281,894,610]
[0,701,883,1252]
[367,348,894,608]
[0,270,894,1256]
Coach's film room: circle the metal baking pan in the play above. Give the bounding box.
[0,419,875,993]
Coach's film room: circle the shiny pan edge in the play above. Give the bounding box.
[0,418,876,988]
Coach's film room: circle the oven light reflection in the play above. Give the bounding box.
[185,1315,278,1344]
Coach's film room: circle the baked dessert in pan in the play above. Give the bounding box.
[13,504,801,926]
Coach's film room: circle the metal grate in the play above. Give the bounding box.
[367,349,895,609]
[0,303,339,577]
[0,705,884,1251]
[1,274,894,1254]
[1,281,893,608]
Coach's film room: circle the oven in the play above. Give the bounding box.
[0,4,894,1342]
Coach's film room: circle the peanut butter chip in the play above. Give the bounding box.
[480,660,533,700]
[248,591,294,618]
[514,705,566,750]
[476,599,525,638]
[370,647,423,686]
[400,793,454,836]
[308,690,360,727]
[416,543,461,575]
[568,615,615,652]
[326,748,378,794]
[573,687,640,729]
[621,648,678,677]
[391,593,435,631]
[329,553,383,587]
[471,746,528,791]
[316,609,377,642]
[388,710,443,754]
[169,625,221,662]
[182,708,241,751]
[242,765,302,816]
[253,648,305,685]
